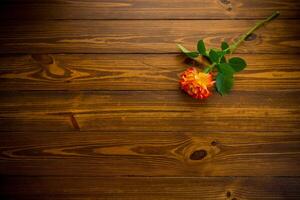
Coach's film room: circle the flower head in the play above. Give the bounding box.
[179,67,215,99]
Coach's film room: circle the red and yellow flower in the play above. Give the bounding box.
[179,67,215,99]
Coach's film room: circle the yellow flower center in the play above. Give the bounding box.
[194,72,210,88]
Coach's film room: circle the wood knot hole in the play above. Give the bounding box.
[211,141,218,146]
[219,0,231,4]
[245,33,257,41]
[218,0,232,11]
[190,150,207,160]
[31,54,54,65]
[226,191,231,197]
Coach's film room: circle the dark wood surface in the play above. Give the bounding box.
[1,131,300,176]
[0,0,300,199]
[1,177,300,199]
[1,0,299,19]
[0,20,299,53]
[0,54,299,91]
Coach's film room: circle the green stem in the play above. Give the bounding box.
[229,11,280,53]
[203,63,216,73]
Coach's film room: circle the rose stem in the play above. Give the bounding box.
[229,11,280,53]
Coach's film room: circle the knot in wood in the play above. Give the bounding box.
[219,0,231,5]
[189,150,207,160]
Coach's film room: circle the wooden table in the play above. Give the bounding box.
[0,1,300,199]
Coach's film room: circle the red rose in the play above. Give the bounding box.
[179,67,215,99]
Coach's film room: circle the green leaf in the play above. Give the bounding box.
[217,63,235,77]
[217,50,226,58]
[203,66,211,73]
[216,73,234,95]
[220,56,227,63]
[209,49,219,63]
[177,44,198,59]
[221,42,231,54]
[197,40,206,55]
[229,57,247,72]
[217,51,226,60]
[221,42,229,51]
[217,51,226,63]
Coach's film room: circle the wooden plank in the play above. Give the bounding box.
[1,177,300,199]
[0,131,300,176]
[0,0,299,19]
[0,54,299,91]
[0,20,299,53]
[1,90,299,111]
[0,90,299,132]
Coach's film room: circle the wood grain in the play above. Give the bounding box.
[0,0,299,19]
[0,91,299,132]
[1,0,300,198]
[0,54,299,91]
[0,20,299,53]
[0,131,300,176]
[1,177,300,199]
